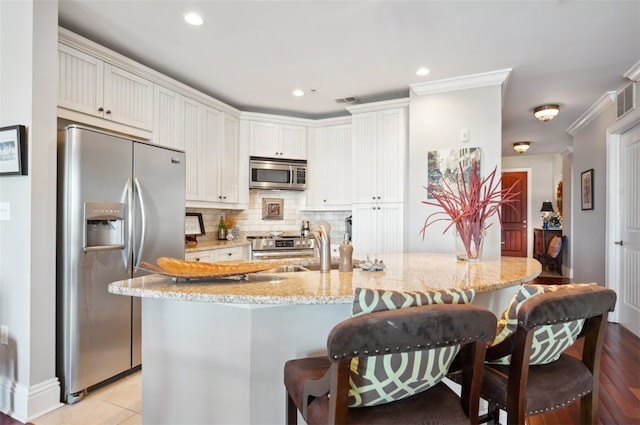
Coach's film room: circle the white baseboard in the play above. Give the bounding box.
[0,376,62,423]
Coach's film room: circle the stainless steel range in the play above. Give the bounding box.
[248,235,316,259]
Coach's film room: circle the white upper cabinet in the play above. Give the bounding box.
[350,104,408,204]
[153,85,184,150]
[181,97,242,207]
[249,120,308,160]
[58,44,153,131]
[306,121,352,210]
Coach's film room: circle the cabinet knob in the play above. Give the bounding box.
[377,196,381,200]
[98,107,104,112]
[106,109,111,115]
[615,240,624,246]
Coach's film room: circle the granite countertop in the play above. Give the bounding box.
[185,239,251,252]
[110,253,541,305]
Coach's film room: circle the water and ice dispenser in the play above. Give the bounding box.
[84,201,125,251]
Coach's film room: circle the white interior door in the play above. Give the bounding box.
[618,125,640,336]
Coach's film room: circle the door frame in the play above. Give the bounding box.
[605,107,640,323]
[502,167,533,258]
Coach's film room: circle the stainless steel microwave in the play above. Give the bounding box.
[249,157,307,190]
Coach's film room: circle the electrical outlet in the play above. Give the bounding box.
[0,325,8,345]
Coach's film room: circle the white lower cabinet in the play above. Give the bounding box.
[351,203,403,258]
[185,246,248,263]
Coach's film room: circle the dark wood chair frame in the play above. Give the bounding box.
[538,235,566,273]
[481,285,617,425]
[285,304,497,425]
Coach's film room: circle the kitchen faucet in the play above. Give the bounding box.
[312,225,331,273]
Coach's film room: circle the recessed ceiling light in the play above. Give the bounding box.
[292,89,305,97]
[416,67,430,76]
[184,12,203,26]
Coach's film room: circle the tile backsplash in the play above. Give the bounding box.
[187,190,351,242]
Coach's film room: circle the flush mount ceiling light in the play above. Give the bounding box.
[184,12,203,26]
[533,104,560,123]
[513,141,531,154]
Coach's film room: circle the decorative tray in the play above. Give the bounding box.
[140,257,283,280]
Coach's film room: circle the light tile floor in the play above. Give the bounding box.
[32,371,141,425]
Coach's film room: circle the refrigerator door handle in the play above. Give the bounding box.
[134,177,147,272]
[124,178,133,275]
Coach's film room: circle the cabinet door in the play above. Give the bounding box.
[281,125,308,160]
[351,204,379,259]
[308,125,351,208]
[221,114,240,204]
[250,121,280,157]
[376,108,406,203]
[376,203,403,254]
[153,85,184,149]
[183,98,203,201]
[352,203,403,257]
[58,44,104,117]
[103,63,154,131]
[352,112,379,203]
[200,106,223,202]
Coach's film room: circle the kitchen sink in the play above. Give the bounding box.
[304,263,339,271]
[261,265,311,273]
[260,263,340,273]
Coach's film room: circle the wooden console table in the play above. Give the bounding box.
[534,227,563,263]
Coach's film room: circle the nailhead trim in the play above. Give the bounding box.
[330,333,492,359]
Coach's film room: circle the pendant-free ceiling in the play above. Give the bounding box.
[513,141,531,154]
[534,104,560,122]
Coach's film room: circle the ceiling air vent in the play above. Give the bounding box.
[616,81,636,119]
[334,96,359,105]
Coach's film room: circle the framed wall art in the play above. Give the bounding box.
[581,169,594,210]
[426,147,480,198]
[185,212,205,236]
[0,125,27,176]
[262,197,284,220]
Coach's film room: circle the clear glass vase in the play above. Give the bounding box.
[454,222,485,262]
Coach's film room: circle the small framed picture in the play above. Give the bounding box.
[581,169,594,210]
[262,197,284,220]
[185,212,205,236]
[0,125,27,176]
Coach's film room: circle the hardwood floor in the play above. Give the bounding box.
[1,324,637,425]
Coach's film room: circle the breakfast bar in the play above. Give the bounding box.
[109,253,541,425]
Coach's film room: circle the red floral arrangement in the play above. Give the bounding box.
[420,160,520,260]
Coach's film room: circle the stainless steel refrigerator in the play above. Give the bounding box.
[57,125,185,403]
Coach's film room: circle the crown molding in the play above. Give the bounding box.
[623,60,640,82]
[409,68,512,98]
[566,91,616,136]
[345,98,409,114]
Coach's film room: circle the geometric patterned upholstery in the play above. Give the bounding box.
[488,283,595,365]
[348,287,475,407]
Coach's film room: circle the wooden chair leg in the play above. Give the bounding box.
[286,393,298,425]
[580,392,597,425]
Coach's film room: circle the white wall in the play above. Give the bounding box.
[571,103,616,284]
[0,0,61,421]
[407,84,503,256]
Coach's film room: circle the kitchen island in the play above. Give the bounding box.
[109,253,540,425]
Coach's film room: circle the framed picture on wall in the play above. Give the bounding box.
[581,169,594,210]
[0,125,27,176]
